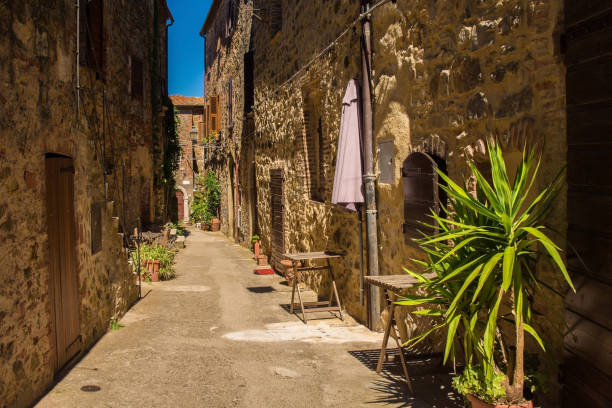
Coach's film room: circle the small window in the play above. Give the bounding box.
[131,57,143,100]
[402,152,447,240]
[269,0,282,37]
[303,86,326,201]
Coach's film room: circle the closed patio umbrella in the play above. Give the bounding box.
[332,79,364,211]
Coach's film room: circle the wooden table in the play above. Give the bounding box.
[365,273,436,393]
[283,251,344,324]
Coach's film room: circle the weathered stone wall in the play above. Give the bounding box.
[0,1,170,406]
[252,2,568,401]
[371,1,567,403]
[252,0,368,321]
[203,0,255,243]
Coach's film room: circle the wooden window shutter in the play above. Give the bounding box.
[81,0,104,74]
[202,106,208,139]
[270,0,282,36]
[209,95,219,133]
[402,152,440,239]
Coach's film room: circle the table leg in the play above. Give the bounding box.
[295,267,307,324]
[327,259,343,320]
[376,289,393,373]
[392,321,414,393]
[289,261,297,314]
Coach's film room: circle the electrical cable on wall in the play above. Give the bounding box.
[251,0,393,113]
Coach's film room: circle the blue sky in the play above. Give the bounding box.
[167,0,213,97]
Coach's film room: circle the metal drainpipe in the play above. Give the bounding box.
[361,0,380,330]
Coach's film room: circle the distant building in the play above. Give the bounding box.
[170,95,205,223]
[0,1,172,406]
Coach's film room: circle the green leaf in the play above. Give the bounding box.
[520,227,575,292]
[412,309,444,316]
[524,323,546,352]
[472,252,503,301]
[483,291,503,380]
[444,315,461,363]
[502,245,516,291]
[447,265,483,317]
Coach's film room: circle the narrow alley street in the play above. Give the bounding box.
[35,230,458,408]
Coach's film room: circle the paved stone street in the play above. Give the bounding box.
[36,230,459,408]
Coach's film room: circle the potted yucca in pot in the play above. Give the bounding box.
[397,140,574,407]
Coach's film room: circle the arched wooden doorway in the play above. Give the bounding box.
[401,151,446,240]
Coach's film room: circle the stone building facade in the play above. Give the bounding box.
[201,0,257,242]
[170,95,204,223]
[236,0,609,406]
[0,1,173,406]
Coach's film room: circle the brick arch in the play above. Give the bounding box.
[409,133,448,160]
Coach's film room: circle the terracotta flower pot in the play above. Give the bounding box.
[211,218,220,232]
[253,241,260,259]
[145,259,160,282]
[466,394,533,408]
[257,255,268,266]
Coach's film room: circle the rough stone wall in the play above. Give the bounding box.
[371,1,567,403]
[252,0,368,321]
[0,1,170,406]
[253,0,568,395]
[203,0,254,243]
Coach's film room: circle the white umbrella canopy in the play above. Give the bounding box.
[331,79,364,211]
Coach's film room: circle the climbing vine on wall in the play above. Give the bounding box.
[158,104,182,221]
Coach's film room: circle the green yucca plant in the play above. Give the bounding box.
[397,140,574,404]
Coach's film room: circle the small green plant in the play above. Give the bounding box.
[159,266,176,281]
[131,244,177,281]
[190,171,221,223]
[110,317,124,330]
[453,365,506,404]
[251,235,260,243]
[169,222,185,236]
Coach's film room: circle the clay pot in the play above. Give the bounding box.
[253,241,260,259]
[144,259,160,282]
[257,255,268,266]
[466,395,533,408]
[211,218,220,232]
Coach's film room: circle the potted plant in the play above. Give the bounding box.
[252,235,261,259]
[134,244,177,282]
[397,140,574,407]
[192,171,221,231]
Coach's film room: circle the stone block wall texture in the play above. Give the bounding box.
[203,0,255,243]
[0,0,170,406]
[251,0,568,404]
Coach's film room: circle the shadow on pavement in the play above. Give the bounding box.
[349,349,462,408]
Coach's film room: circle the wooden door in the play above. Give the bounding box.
[45,155,81,372]
[270,169,284,270]
[564,3,612,406]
